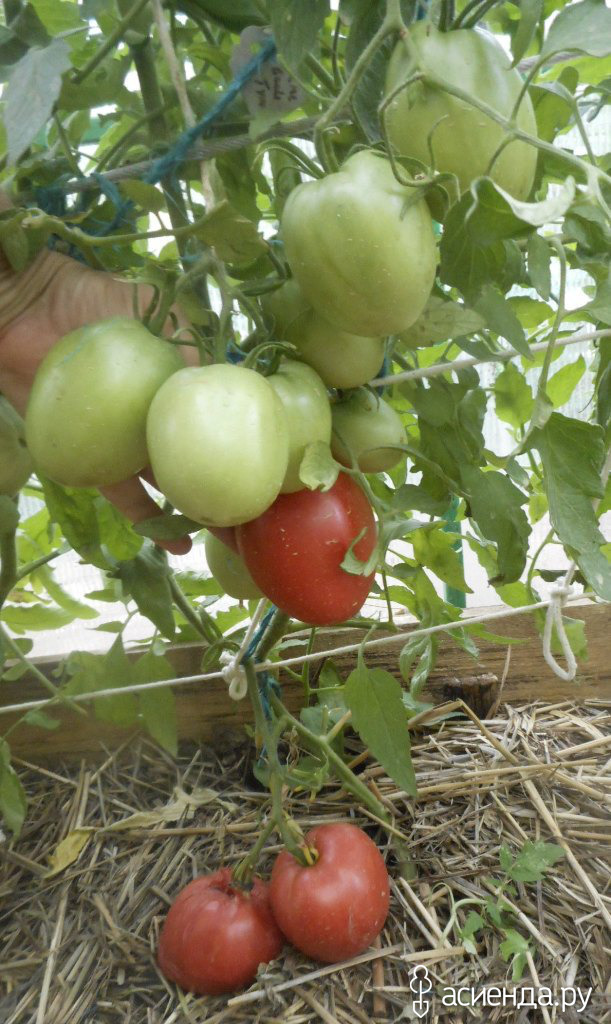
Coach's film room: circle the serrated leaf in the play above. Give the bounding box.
[546,356,586,408]
[134,513,201,541]
[475,285,530,358]
[117,546,175,639]
[530,414,610,600]
[119,180,164,213]
[397,296,485,348]
[196,200,266,263]
[511,0,543,64]
[345,663,417,797]
[299,441,340,492]
[270,0,328,71]
[5,38,71,164]
[1,603,77,633]
[23,708,60,730]
[412,528,472,593]
[494,362,534,430]
[468,176,576,240]
[542,0,611,57]
[462,468,529,584]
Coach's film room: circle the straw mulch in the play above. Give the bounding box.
[1,698,610,1024]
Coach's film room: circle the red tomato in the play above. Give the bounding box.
[157,868,283,995]
[236,473,377,626]
[269,824,390,963]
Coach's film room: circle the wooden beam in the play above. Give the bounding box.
[2,604,609,762]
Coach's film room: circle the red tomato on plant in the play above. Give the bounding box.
[236,473,377,626]
[269,824,390,963]
[157,868,283,995]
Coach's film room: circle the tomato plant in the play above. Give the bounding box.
[237,473,377,626]
[157,869,283,995]
[332,390,407,473]
[24,318,184,488]
[268,359,332,492]
[263,279,386,389]
[147,363,289,526]
[0,397,32,495]
[269,824,390,963]
[281,151,437,336]
[385,24,538,202]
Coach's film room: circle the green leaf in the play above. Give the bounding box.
[34,567,99,620]
[461,468,529,584]
[499,929,530,977]
[5,38,71,164]
[0,740,27,837]
[542,0,611,57]
[30,0,83,34]
[532,68,580,142]
[117,545,175,639]
[270,0,328,70]
[412,528,472,593]
[391,485,449,516]
[582,276,611,327]
[134,513,201,541]
[397,296,485,348]
[119,180,165,213]
[530,414,610,600]
[546,356,586,408]
[134,652,177,756]
[474,286,530,359]
[195,201,267,263]
[299,441,340,492]
[345,663,417,797]
[468,177,576,241]
[2,603,77,633]
[0,219,29,272]
[23,708,60,730]
[494,362,534,430]
[40,478,106,568]
[527,233,552,299]
[508,840,565,882]
[511,0,543,64]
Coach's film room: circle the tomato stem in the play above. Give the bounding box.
[233,816,276,885]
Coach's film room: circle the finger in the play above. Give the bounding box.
[100,475,192,556]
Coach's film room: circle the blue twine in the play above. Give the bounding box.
[37,36,277,245]
[246,605,277,660]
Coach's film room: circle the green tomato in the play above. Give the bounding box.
[263,280,386,390]
[385,25,538,202]
[331,390,407,474]
[25,318,184,488]
[147,364,289,527]
[268,360,332,493]
[204,532,262,600]
[0,396,33,495]
[281,151,437,337]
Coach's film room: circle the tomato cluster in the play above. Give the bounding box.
[157,823,390,995]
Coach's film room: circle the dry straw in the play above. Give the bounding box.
[1,698,609,1024]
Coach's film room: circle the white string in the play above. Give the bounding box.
[370,329,610,388]
[542,448,611,681]
[0,594,599,720]
[219,598,268,701]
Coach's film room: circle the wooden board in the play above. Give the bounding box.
[2,604,609,761]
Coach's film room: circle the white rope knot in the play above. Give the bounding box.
[542,584,578,682]
[220,650,248,702]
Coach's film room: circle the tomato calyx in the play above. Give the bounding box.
[300,843,319,867]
